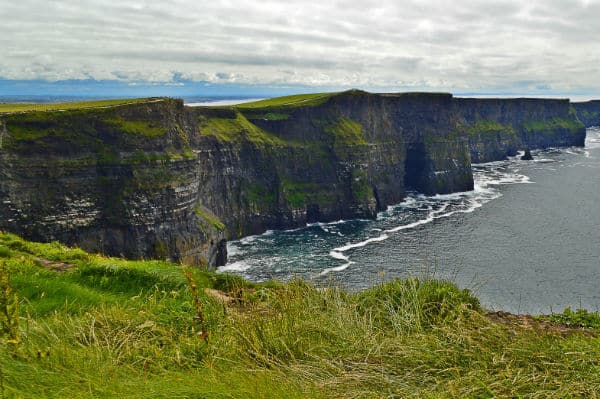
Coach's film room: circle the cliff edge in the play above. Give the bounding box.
[0,91,587,267]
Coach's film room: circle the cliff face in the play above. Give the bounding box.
[0,99,226,267]
[455,98,585,163]
[573,101,600,127]
[0,91,586,267]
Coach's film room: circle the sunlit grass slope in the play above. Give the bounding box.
[1,232,600,398]
[0,98,156,114]
[235,92,337,109]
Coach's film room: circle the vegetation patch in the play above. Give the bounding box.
[195,206,226,231]
[523,117,584,132]
[246,112,290,120]
[466,119,516,135]
[0,98,155,114]
[351,168,372,201]
[281,180,336,208]
[235,92,336,109]
[104,118,167,137]
[579,109,600,121]
[3,233,600,398]
[323,117,368,145]
[246,183,278,208]
[537,307,600,328]
[198,112,286,145]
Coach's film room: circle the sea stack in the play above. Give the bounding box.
[521,149,533,160]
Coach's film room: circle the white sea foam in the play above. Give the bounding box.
[217,260,252,273]
[226,139,594,277]
[322,159,535,274]
[226,243,243,257]
[319,262,353,276]
[333,233,390,252]
[239,235,258,244]
[319,250,354,276]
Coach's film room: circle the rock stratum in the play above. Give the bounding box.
[0,91,589,267]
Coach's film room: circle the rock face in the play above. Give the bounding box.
[521,149,533,161]
[0,99,226,266]
[572,100,600,127]
[455,98,585,163]
[0,91,587,268]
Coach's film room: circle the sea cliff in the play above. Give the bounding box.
[0,91,587,267]
[573,100,600,127]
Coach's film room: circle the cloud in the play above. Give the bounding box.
[1,0,599,94]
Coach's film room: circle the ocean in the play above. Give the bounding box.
[220,128,600,314]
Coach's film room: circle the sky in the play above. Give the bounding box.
[1,0,600,99]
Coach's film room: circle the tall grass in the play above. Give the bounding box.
[1,232,600,398]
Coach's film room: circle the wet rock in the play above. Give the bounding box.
[521,149,534,160]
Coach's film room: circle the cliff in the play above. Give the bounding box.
[0,99,226,267]
[0,91,587,267]
[455,98,585,163]
[573,100,600,127]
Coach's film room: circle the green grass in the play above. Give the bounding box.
[323,117,368,145]
[538,307,600,328]
[466,119,516,135]
[280,180,337,208]
[104,118,167,137]
[198,112,286,145]
[523,117,584,132]
[0,98,156,114]
[194,206,226,231]
[235,93,337,109]
[2,232,600,398]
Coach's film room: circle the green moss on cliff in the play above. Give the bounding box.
[467,119,515,135]
[246,183,278,207]
[323,117,367,145]
[523,117,584,132]
[130,165,174,191]
[4,107,173,152]
[351,168,372,201]
[282,183,309,208]
[104,118,167,137]
[281,180,336,208]
[579,109,600,120]
[198,112,285,145]
[195,206,226,231]
[4,112,82,143]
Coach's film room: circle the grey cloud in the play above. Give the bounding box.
[1,0,599,93]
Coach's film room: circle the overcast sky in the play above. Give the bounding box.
[1,0,600,95]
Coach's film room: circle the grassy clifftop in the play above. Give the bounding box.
[235,92,338,109]
[0,98,159,114]
[1,233,600,398]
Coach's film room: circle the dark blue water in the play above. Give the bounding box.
[220,128,600,314]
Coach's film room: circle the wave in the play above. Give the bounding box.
[217,260,253,273]
[320,160,533,275]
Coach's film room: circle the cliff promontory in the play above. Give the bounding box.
[0,91,587,267]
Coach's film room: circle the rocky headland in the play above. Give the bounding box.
[0,91,591,267]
